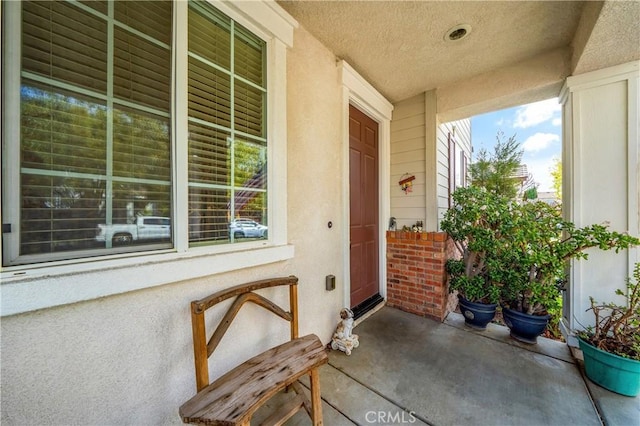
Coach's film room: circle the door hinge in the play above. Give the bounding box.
[3,223,11,233]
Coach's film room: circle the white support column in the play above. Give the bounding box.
[560,61,640,338]
[424,90,438,231]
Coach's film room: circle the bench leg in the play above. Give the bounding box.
[309,368,323,426]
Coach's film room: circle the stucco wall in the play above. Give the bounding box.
[0,25,345,426]
[437,48,570,123]
[285,25,346,339]
[1,269,294,424]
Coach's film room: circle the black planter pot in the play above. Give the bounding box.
[502,307,550,344]
[458,295,497,330]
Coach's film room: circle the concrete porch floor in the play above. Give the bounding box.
[257,306,639,426]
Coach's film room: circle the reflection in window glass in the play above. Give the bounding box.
[4,0,272,266]
[21,85,107,175]
[17,0,173,259]
[187,1,267,246]
[20,174,106,255]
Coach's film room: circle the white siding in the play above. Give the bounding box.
[390,94,426,229]
[436,119,472,227]
[389,93,471,231]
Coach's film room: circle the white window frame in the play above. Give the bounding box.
[0,0,298,316]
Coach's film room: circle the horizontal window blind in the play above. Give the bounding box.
[188,4,231,70]
[112,106,171,181]
[6,0,272,266]
[18,0,173,260]
[188,123,230,186]
[234,80,264,138]
[20,174,106,256]
[79,0,108,15]
[114,1,172,46]
[114,27,171,112]
[188,56,232,129]
[234,26,265,87]
[21,84,108,175]
[187,1,267,246]
[22,1,108,93]
[188,188,230,243]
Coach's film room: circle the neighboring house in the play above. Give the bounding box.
[537,191,560,205]
[1,1,638,424]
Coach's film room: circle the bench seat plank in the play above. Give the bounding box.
[180,334,327,425]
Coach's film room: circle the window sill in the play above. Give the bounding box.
[0,244,295,317]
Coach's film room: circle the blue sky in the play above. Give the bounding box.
[470,98,562,192]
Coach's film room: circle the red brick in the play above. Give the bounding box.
[433,233,447,242]
[386,232,454,321]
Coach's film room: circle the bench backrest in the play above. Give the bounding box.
[189,275,299,391]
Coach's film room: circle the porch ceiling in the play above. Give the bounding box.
[278,0,640,114]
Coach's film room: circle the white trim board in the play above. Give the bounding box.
[339,60,394,308]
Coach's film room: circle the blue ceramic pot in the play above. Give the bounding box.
[502,307,550,344]
[458,295,497,330]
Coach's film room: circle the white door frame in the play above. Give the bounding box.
[339,61,393,308]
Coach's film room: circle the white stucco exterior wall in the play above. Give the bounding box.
[561,61,640,333]
[0,18,348,426]
[437,48,571,123]
[286,25,347,337]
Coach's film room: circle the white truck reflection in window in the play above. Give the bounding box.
[229,219,268,239]
[96,216,171,245]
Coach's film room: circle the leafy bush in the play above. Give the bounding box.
[499,200,639,315]
[441,186,513,304]
[442,186,640,315]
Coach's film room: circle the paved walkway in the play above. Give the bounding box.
[256,306,639,425]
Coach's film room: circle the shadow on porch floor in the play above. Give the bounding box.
[255,306,639,426]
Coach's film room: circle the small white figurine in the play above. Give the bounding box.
[330,308,360,355]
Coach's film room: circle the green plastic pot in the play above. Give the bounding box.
[578,337,640,397]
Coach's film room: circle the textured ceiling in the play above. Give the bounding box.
[278,1,639,105]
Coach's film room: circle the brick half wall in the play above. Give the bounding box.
[386,231,458,321]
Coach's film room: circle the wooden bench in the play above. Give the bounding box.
[179,276,328,426]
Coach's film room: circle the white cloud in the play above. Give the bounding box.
[522,132,560,152]
[513,98,561,129]
[552,118,562,126]
[523,156,559,192]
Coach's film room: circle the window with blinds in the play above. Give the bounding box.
[187,1,267,246]
[3,0,270,266]
[17,0,173,260]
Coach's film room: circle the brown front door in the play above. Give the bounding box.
[349,104,379,308]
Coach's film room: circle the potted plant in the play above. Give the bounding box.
[576,263,640,397]
[441,187,510,330]
[497,200,639,344]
